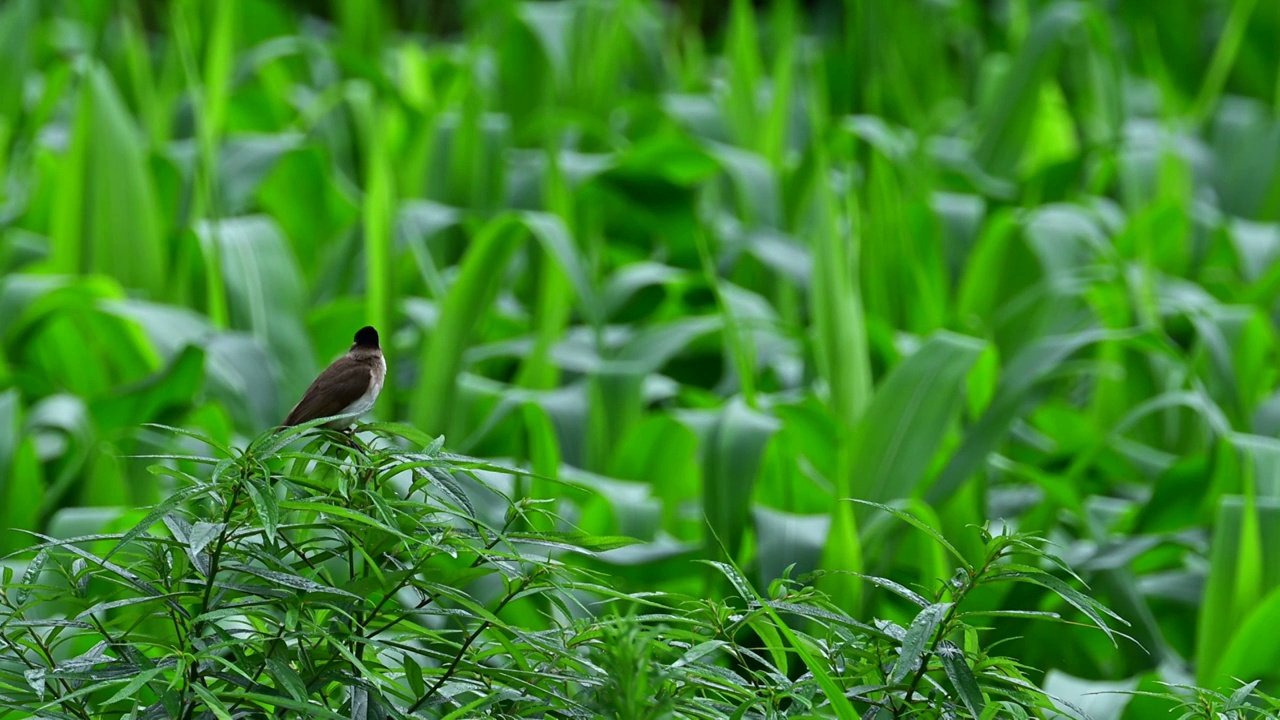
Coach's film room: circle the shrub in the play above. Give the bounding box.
[0,421,1164,718]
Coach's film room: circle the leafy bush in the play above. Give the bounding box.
[0,420,1162,718]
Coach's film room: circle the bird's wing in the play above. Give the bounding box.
[282,359,372,426]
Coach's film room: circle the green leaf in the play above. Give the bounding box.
[411,214,526,436]
[701,398,780,562]
[988,569,1129,647]
[695,559,755,601]
[406,465,476,519]
[846,499,968,567]
[973,2,1090,177]
[808,142,871,432]
[216,133,306,215]
[752,507,829,591]
[244,477,279,543]
[51,62,167,299]
[0,0,36,123]
[13,547,50,605]
[101,667,165,706]
[72,592,190,620]
[608,133,721,187]
[850,330,987,505]
[938,642,986,717]
[507,531,640,554]
[610,415,700,538]
[1196,495,1280,685]
[104,483,214,561]
[402,654,425,697]
[210,690,348,720]
[259,146,360,268]
[927,328,1122,506]
[2,436,42,554]
[521,210,601,327]
[199,216,312,413]
[142,422,235,460]
[91,345,206,432]
[265,657,308,702]
[191,683,234,720]
[219,562,363,600]
[890,602,951,684]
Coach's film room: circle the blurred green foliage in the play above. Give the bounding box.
[3,0,1280,715]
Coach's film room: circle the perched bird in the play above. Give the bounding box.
[282,326,385,429]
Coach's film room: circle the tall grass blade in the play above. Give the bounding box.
[0,0,36,128]
[1195,495,1280,686]
[974,2,1088,177]
[849,331,986,507]
[50,63,166,300]
[410,215,525,437]
[1192,0,1261,123]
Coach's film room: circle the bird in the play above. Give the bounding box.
[282,325,386,430]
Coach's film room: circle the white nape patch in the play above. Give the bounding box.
[340,355,385,417]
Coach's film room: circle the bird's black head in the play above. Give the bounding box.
[352,326,380,349]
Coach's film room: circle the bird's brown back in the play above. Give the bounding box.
[282,349,381,426]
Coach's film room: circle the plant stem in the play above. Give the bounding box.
[178,480,242,720]
[405,572,539,714]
